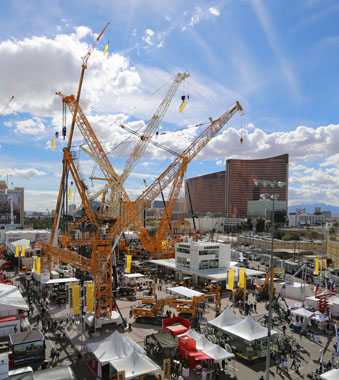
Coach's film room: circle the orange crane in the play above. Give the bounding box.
[51,22,109,247]
[110,102,244,247]
[254,265,275,302]
[176,293,221,318]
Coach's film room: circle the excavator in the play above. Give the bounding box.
[141,282,157,304]
[131,297,192,325]
[254,265,275,302]
[176,292,221,319]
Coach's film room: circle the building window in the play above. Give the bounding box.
[199,249,219,256]
[199,259,219,270]
[177,247,190,254]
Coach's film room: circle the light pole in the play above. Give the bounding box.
[253,179,286,380]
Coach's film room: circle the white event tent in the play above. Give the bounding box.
[311,311,329,323]
[208,306,242,329]
[220,315,278,343]
[167,286,203,298]
[87,331,160,379]
[320,368,339,380]
[291,308,314,319]
[177,329,234,361]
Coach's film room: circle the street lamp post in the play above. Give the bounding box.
[253,179,286,380]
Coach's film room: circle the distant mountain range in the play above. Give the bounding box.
[288,203,339,216]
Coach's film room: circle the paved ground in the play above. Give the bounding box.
[8,258,339,380]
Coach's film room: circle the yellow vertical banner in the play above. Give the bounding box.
[323,259,327,269]
[117,371,125,380]
[21,245,25,257]
[36,257,41,275]
[86,284,94,313]
[73,285,80,315]
[69,187,72,201]
[15,245,19,257]
[126,255,132,274]
[319,259,322,270]
[227,269,234,290]
[239,268,245,289]
[163,358,171,380]
[315,259,319,275]
[32,256,36,273]
[52,138,57,151]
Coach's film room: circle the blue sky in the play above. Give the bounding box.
[1,0,339,211]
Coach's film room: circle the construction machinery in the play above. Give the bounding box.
[176,293,221,319]
[254,265,275,302]
[142,282,157,304]
[131,297,191,325]
[232,275,247,303]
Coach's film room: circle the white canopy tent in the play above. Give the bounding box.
[111,350,160,379]
[124,273,145,279]
[167,286,203,298]
[87,331,160,379]
[320,368,339,380]
[203,344,235,361]
[311,311,329,323]
[291,308,314,318]
[178,329,234,361]
[221,315,278,342]
[208,306,242,329]
[7,239,31,254]
[0,283,29,311]
[87,330,144,364]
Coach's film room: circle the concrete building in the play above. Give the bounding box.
[0,230,50,245]
[327,237,339,268]
[175,241,231,272]
[288,212,324,227]
[0,182,24,228]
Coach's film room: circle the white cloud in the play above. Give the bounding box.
[216,160,223,166]
[74,26,93,40]
[0,168,46,180]
[209,7,220,16]
[14,118,45,135]
[0,29,141,118]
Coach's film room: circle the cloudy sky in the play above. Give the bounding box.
[1,0,339,212]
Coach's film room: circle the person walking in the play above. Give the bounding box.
[51,347,56,362]
[55,348,60,361]
[295,359,301,375]
[290,358,297,370]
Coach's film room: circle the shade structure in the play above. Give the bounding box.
[291,307,314,318]
[167,286,203,298]
[152,331,177,350]
[124,273,145,278]
[320,368,339,380]
[221,315,278,343]
[87,330,144,364]
[311,311,329,323]
[0,283,29,311]
[208,305,242,329]
[203,344,234,361]
[111,350,160,379]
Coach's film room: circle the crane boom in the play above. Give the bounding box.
[120,73,189,185]
[56,93,156,253]
[110,101,243,236]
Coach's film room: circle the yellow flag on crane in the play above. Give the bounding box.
[227,269,234,290]
[179,101,188,113]
[52,138,57,151]
[104,44,109,55]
